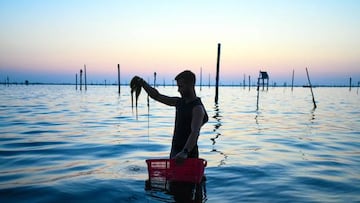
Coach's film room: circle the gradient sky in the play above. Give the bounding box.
[1,0,359,85]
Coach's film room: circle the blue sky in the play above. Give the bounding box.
[1,0,359,85]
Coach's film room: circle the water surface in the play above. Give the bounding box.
[0,85,359,202]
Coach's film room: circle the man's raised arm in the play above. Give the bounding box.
[135,76,179,106]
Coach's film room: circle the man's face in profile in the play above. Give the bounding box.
[176,79,192,98]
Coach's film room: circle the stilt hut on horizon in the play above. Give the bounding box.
[258,71,269,91]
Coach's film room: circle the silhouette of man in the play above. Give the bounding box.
[133,70,208,162]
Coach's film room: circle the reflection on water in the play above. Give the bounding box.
[210,103,222,145]
[1,86,359,202]
[145,179,207,202]
[309,108,316,122]
[210,103,227,167]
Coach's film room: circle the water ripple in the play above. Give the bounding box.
[0,86,359,202]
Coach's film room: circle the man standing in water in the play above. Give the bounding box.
[133,70,208,162]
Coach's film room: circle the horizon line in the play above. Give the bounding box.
[1,82,358,88]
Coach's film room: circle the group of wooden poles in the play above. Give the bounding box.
[74,43,360,110]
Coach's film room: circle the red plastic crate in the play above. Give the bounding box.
[146,158,207,183]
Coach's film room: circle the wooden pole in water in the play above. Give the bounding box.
[215,43,221,103]
[243,74,246,89]
[291,69,295,92]
[80,69,83,91]
[75,74,78,90]
[153,72,157,87]
[305,67,317,109]
[256,76,260,110]
[117,64,120,94]
[208,74,210,88]
[84,64,87,91]
[248,75,251,91]
[349,77,352,91]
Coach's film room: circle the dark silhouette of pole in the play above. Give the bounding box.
[243,74,246,89]
[117,64,121,94]
[7,76,9,86]
[153,72,157,87]
[349,77,352,91]
[291,69,295,92]
[306,67,317,109]
[208,74,210,88]
[80,69,83,91]
[256,76,260,110]
[75,74,78,90]
[248,75,251,91]
[84,64,87,91]
[215,43,221,103]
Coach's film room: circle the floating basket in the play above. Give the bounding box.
[146,158,207,184]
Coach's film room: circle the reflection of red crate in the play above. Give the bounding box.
[146,158,207,184]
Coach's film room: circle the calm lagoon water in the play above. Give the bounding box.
[0,85,359,202]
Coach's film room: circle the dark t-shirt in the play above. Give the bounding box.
[170,97,208,158]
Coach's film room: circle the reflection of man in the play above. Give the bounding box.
[134,70,208,162]
[145,179,206,202]
[170,181,205,202]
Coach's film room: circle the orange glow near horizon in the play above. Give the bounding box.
[0,1,359,85]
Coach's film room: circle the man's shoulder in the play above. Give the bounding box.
[194,97,205,106]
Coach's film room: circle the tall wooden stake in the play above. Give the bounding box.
[153,72,157,87]
[215,43,221,103]
[248,75,251,91]
[349,77,352,91]
[117,64,121,94]
[256,77,260,110]
[75,74,78,90]
[80,69,83,91]
[208,74,210,88]
[306,67,317,109]
[243,74,246,89]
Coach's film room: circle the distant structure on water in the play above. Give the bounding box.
[258,71,269,91]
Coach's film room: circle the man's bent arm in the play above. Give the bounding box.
[183,105,205,152]
[139,77,179,106]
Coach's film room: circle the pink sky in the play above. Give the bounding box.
[1,1,359,85]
